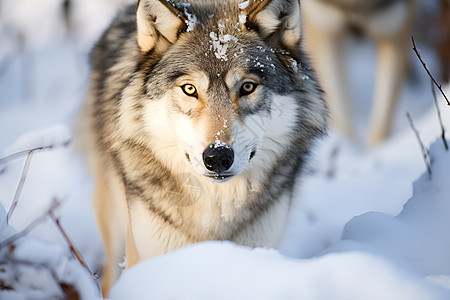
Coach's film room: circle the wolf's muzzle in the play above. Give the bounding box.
[203,145,234,174]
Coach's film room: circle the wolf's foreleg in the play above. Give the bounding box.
[92,169,127,296]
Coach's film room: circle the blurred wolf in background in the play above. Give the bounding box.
[302,0,417,146]
[81,0,327,294]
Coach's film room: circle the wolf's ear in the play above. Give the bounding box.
[136,0,187,52]
[244,0,301,52]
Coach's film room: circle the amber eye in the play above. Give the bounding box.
[240,82,257,96]
[181,84,198,98]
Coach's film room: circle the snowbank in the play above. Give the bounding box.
[328,138,450,278]
[110,241,449,300]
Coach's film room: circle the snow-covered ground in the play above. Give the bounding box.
[1,0,450,299]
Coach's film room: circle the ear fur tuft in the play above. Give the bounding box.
[136,0,187,52]
[244,0,302,52]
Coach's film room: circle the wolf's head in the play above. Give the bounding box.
[120,0,326,183]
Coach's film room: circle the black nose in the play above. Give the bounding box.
[203,145,234,173]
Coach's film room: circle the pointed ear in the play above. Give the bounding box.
[136,0,187,52]
[244,0,302,52]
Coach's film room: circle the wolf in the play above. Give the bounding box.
[82,0,327,294]
[301,0,416,146]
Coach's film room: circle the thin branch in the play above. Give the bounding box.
[431,79,449,150]
[0,201,61,249]
[411,36,449,106]
[49,210,94,279]
[0,139,72,166]
[406,112,432,178]
[7,151,34,224]
[5,139,72,224]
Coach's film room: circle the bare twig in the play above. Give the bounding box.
[5,140,72,224]
[0,201,61,249]
[411,36,449,106]
[7,151,34,224]
[406,112,432,178]
[0,139,72,166]
[431,80,449,150]
[49,210,94,278]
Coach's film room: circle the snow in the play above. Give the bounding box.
[239,13,247,25]
[238,0,251,10]
[110,242,448,300]
[209,22,238,61]
[1,0,450,299]
[177,3,198,32]
[329,140,450,276]
[4,124,71,156]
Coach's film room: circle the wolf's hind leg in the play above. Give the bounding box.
[302,7,354,139]
[367,0,416,146]
[368,37,408,146]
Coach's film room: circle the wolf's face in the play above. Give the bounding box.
[168,66,277,182]
[120,0,326,183]
[167,67,264,182]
